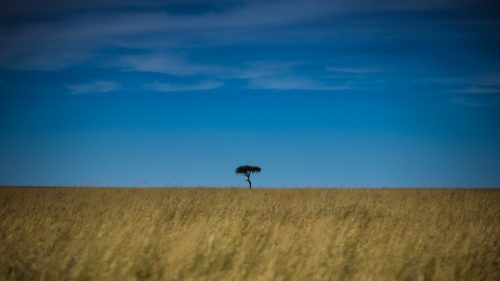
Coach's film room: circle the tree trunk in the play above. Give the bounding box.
[246,175,252,189]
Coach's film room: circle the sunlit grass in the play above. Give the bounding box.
[1,187,498,280]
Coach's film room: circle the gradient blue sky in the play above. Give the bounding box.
[1,0,499,187]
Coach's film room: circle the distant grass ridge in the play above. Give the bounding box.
[0,188,499,280]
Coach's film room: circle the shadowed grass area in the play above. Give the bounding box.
[0,187,499,280]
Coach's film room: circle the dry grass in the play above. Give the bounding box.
[0,187,499,281]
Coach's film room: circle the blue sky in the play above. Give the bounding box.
[1,0,499,187]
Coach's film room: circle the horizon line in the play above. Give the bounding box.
[1,185,498,189]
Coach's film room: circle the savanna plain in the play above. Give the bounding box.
[0,187,498,281]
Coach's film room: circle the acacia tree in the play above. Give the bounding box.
[235,165,261,189]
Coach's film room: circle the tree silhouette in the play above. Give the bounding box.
[235,165,261,189]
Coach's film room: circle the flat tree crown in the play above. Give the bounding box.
[235,165,261,175]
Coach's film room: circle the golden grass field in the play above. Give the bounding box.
[0,187,499,281]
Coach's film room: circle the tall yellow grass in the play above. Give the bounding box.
[0,187,499,281]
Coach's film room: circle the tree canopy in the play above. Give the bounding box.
[235,165,262,175]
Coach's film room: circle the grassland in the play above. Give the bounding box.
[0,187,499,281]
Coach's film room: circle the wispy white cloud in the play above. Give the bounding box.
[115,56,302,79]
[453,87,500,94]
[475,74,500,86]
[1,52,92,71]
[326,66,381,74]
[227,61,350,91]
[235,61,299,79]
[114,54,232,76]
[146,80,223,92]
[67,80,120,94]
[415,73,500,97]
[451,96,500,107]
[418,73,500,86]
[249,76,349,91]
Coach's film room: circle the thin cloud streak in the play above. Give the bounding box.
[249,77,350,91]
[327,66,382,74]
[67,81,120,94]
[453,87,500,94]
[146,80,223,92]
[114,54,231,76]
[451,96,500,107]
